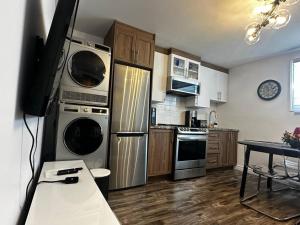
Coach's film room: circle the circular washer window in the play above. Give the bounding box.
[64,118,103,155]
[68,51,106,88]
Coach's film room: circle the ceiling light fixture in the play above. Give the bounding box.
[245,0,299,45]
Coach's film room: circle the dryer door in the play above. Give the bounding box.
[68,50,106,88]
[64,118,103,155]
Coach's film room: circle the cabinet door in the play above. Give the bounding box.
[227,132,238,166]
[152,52,168,102]
[114,24,135,63]
[169,54,188,78]
[197,66,211,108]
[148,129,174,177]
[217,71,228,102]
[203,66,218,101]
[187,59,200,80]
[135,31,154,68]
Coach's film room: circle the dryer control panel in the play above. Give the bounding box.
[61,103,109,116]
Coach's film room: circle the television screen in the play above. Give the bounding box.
[23,0,78,116]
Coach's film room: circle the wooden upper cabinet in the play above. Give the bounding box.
[104,21,155,69]
[114,24,135,64]
[135,31,154,68]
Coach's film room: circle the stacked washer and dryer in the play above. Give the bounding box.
[55,39,111,169]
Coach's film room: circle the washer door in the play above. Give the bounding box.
[68,50,106,88]
[64,118,103,155]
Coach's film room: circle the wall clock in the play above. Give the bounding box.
[257,79,281,101]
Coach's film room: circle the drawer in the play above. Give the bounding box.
[208,132,221,140]
[207,153,220,169]
[207,141,221,153]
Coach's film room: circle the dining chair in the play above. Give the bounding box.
[240,148,300,221]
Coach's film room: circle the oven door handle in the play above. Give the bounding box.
[177,135,207,141]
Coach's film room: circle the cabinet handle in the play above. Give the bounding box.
[136,50,139,63]
[132,49,135,62]
[217,92,221,100]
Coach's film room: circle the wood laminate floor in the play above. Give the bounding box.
[108,169,299,225]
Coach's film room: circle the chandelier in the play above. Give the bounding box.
[245,0,299,45]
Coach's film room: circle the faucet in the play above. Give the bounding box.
[209,110,217,128]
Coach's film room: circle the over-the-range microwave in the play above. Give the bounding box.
[167,76,200,96]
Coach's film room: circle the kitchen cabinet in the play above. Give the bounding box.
[208,69,228,102]
[168,54,200,81]
[104,21,155,69]
[148,128,174,177]
[201,66,228,103]
[217,72,228,102]
[207,130,238,169]
[114,24,135,64]
[186,66,211,108]
[152,51,168,102]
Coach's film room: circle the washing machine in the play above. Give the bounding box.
[55,103,109,169]
[59,39,111,106]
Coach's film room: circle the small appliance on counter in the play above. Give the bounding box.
[185,110,198,128]
[173,127,208,180]
[209,110,218,128]
[199,120,208,128]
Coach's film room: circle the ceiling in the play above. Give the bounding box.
[75,0,300,68]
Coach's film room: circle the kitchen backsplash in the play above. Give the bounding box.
[152,95,216,125]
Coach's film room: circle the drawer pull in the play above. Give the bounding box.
[208,160,217,163]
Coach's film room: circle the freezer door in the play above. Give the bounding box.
[109,133,148,190]
[111,64,150,133]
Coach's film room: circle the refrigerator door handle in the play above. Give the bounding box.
[116,132,146,137]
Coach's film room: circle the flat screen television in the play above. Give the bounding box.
[23,0,78,116]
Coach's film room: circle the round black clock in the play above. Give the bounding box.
[257,80,281,101]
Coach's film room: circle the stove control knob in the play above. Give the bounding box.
[83,108,88,112]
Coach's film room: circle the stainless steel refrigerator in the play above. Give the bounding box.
[109,64,150,190]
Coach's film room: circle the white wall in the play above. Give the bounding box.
[73,29,104,44]
[217,50,300,169]
[0,0,55,224]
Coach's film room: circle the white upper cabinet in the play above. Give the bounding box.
[217,71,228,102]
[205,67,228,103]
[187,59,200,80]
[151,51,168,102]
[169,54,200,81]
[186,66,211,108]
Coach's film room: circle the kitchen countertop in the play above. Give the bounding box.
[209,128,239,132]
[150,125,178,130]
[25,160,120,225]
[150,125,238,132]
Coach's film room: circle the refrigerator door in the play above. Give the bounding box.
[111,64,150,133]
[109,133,148,190]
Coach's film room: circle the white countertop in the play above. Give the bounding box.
[25,160,120,225]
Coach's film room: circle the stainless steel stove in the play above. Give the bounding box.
[173,127,208,180]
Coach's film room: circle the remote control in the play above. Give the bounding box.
[57,167,83,176]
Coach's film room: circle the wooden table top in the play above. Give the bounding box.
[239,140,300,158]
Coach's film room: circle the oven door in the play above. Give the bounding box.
[175,134,207,170]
